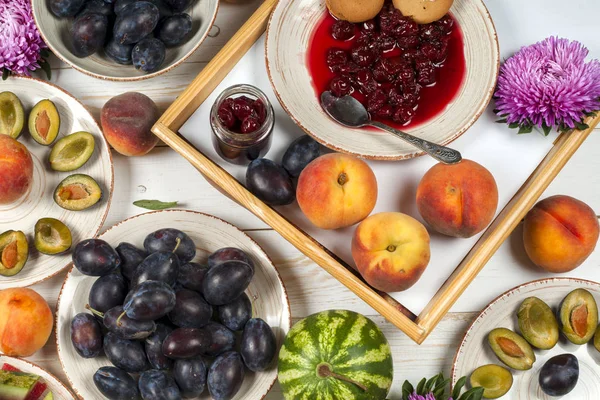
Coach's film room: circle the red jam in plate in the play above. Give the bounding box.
[307,4,466,129]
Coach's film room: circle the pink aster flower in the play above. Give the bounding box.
[494,36,600,134]
[408,392,446,400]
[0,0,48,77]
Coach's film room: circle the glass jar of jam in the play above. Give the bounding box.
[210,84,275,165]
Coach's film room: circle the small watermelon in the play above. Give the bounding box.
[278,310,393,400]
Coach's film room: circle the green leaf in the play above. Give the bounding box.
[39,59,52,80]
[2,69,8,81]
[133,199,179,210]
[433,385,446,400]
[584,110,597,118]
[495,118,507,124]
[508,122,520,129]
[517,125,533,134]
[40,48,51,58]
[542,122,552,136]
[401,380,414,400]
[460,387,485,400]
[452,376,467,399]
[416,378,427,395]
[425,374,440,393]
[575,122,590,131]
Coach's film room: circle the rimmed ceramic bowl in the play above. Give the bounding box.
[56,209,291,400]
[0,76,113,289]
[265,0,499,160]
[31,0,219,81]
[452,278,600,399]
[0,355,76,399]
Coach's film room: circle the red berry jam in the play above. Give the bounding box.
[308,6,466,129]
[217,95,267,134]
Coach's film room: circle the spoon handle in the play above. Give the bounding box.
[369,121,462,164]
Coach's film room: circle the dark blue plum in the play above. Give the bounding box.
[177,262,209,293]
[77,0,114,17]
[246,158,295,206]
[282,135,321,177]
[89,273,128,313]
[202,261,254,306]
[139,370,181,400]
[207,352,245,400]
[104,332,150,373]
[203,322,235,357]
[218,293,252,331]
[70,313,103,358]
[144,228,196,263]
[168,288,212,328]
[240,318,276,371]
[132,38,166,73]
[102,306,156,339]
[157,14,192,47]
[114,0,137,14]
[131,251,179,288]
[115,242,147,280]
[71,13,109,58]
[113,1,159,45]
[162,328,211,359]
[173,358,207,398]
[49,0,86,17]
[73,239,121,277]
[207,247,254,271]
[145,323,174,370]
[539,354,579,396]
[93,366,140,400]
[164,0,191,12]
[123,280,176,321]
[146,0,174,19]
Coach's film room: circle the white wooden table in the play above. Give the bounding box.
[24,0,600,398]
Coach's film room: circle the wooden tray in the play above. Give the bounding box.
[151,0,600,343]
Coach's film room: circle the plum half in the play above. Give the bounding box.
[0,230,28,277]
[0,92,25,139]
[49,131,95,172]
[28,100,60,145]
[34,218,72,255]
[54,174,102,211]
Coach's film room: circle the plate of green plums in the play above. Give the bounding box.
[0,76,113,289]
[452,278,600,399]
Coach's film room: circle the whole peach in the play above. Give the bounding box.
[0,135,33,204]
[416,159,498,238]
[0,288,53,356]
[101,92,160,156]
[297,153,377,230]
[352,212,431,292]
[523,195,599,273]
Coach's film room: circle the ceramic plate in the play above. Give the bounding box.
[56,210,291,400]
[452,278,600,399]
[265,0,499,160]
[32,0,219,81]
[0,76,113,289]
[0,355,75,399]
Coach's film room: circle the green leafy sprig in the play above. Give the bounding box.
[401,374,484,400]
[494,108,598,136]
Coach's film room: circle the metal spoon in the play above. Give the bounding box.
[320,91,462,164]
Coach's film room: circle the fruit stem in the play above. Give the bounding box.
[172,237,181,254]
[116,311,126,327]
[316,362,367,392]
[386,245,396,252]
[337,172,348,186]
[85,304,104,318]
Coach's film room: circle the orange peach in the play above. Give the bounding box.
[352,212,431,292]
[297,153,377,230]
[101,92,159,156]
[523,195,599,273]
[0,135,33,204]
[416,159,498,238]
[0,288,53,356]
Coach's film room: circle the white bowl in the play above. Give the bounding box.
[0,355,76,399]
[265,0,499,160]
[31,0,219,81]
[0,76,113,289]
[56,210,291,399]
[452,278,600,399]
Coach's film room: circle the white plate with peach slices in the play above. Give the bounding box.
[0,76,113,289]
[265,0,500,160]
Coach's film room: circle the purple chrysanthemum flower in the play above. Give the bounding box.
[0,0,47,76]
[408,392,453,400]
[494,36,600,132]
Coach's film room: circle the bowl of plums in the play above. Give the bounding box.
[32,0,219,80]
[266,0,500,160]
[56,210,291,400]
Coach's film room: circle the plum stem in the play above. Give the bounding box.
[172,237,181,253]
[85,304,104,318]
[316,363,367,391]
[116,311,127,327]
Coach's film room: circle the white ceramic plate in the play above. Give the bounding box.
[452,278,600,399]
[0,76,113,289]
[32,0,219,81]
[56,210,291,400]
[265,0,499,160]
[0,355,75,399]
